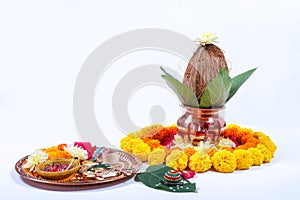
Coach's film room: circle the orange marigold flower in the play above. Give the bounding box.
[222,147,234,152]
[57,143,67,151]
[222,124,259,150]
[148,125,178,146]
[184,147,196,158]
[142,138,162,150]
[221,124,240,138]
[208,149,217,157]
[42,145,72,159]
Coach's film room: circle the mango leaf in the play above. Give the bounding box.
[226,68,257,103]
[135,164,197,193]
[160,67,199,108]
[199,67,232,108]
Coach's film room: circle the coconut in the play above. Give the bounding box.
[183,43,229,101]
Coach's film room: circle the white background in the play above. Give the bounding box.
[1,0,300,199]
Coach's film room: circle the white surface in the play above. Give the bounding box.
[1,0,300,199]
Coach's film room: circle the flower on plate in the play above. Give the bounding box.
[23,149,48,172]
[42,145,72,159]
[211,150,236,173]
[195,33,218,46]
[189,152,212,173]
[233,149,253,170]
[64,144,88,160]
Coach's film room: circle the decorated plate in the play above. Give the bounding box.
[15,147,142,187]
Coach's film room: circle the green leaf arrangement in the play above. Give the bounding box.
[161,66,256,108]
[135,164,197,193]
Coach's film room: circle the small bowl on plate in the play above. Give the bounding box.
[36,158,80,180]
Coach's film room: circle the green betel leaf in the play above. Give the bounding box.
[199,67,232,108]
[135,164,197,193]
[160,67,199,108]
[226,68,257,103]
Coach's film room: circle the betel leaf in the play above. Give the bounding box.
[135,164,197,193]
[226,68,257,103]
[199,67,232,108]
[160,67,199,108]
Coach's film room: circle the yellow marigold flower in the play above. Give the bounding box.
[189,152,212,173]
[256,144,272,163]
[133,142,151,153]
[166,149,188,171]
[148,147,166,165]
[120,135,144,153]
[248,147,264,166]
[132,142,151,162]
[233,149,253,170]
[254,131,277,156]
[211,150,236,173]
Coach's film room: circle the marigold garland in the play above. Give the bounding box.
[120,125,178,163]
[120,123,277,173]
[221,124,259,150]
